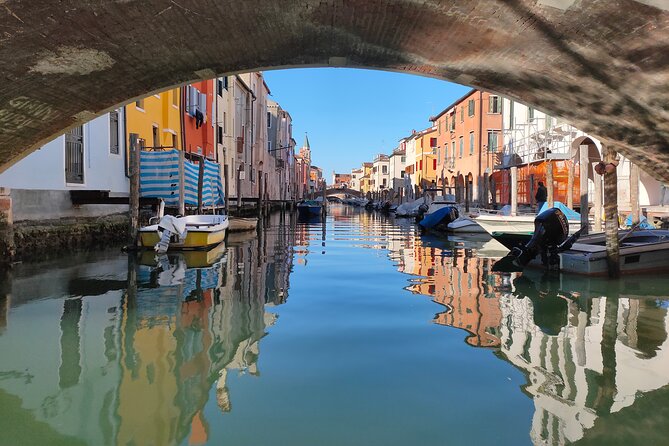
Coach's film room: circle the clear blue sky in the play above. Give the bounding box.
[263,68,470,177]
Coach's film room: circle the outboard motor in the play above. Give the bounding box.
[493,208,570,272]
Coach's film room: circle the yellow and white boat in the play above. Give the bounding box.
[139,214,229,251]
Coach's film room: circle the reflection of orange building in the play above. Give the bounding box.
[404,242,502,347]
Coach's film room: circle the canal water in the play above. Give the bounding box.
[1,205,668,445]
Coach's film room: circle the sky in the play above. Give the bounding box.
[263,68,470,177]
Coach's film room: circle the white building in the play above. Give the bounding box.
[350,168,363,192]
[371,154,390,192]
[0,109,128,221]
[389,144,407,194]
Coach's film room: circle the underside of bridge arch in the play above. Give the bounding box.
[1,0,668,180]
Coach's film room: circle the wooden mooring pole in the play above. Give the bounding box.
[579,144,589,234]
[567,161,574,209]
[510,166,518,216]
[546,160,554,208]
[129,133,140,244]
[630,162,640,225]
[603,145,620,278]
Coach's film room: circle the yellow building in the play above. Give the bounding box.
[414,127,438,189]
[125,88,182,152]
[359,162,373,195]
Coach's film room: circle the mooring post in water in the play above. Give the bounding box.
[529,173,535,209]
[630,162,640,225]
[546,160,554,208]
[510,166,518,216]
[567,161,574,209]
[236,166,242,211]
[178,149,185,216]
[603,145,620,278]
[129,133,140,244]
[579,144,589,234]
[594,167,603,232]
[223,164,229,215]
[197,155,205,214]
[257,171,263,218]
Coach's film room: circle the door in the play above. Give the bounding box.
[65,126,84,184]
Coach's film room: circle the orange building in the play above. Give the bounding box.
[431,89,502,204]
[182,80,216,160]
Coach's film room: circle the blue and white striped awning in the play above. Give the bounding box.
[140,150,224,207]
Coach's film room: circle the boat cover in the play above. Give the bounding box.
[538,201,581,220]
[624,213,655,229]
[419,206,456,229]
[395,197,425,216]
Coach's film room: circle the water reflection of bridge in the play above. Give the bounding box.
[0,213,296,445]
[386,233,669,445]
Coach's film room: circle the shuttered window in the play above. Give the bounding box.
[109,111,119,154]
[65,126,84,184]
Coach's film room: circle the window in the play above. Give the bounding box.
[268,141,272,152]
[172,134,178,150]
[430,137,437,148]
[382,165,387,174]
[172,89,179,107]
[452,141,456,160]
[459,136,464,158]
[267,111,272,128]
[400,171,405,178]
[460,106,464,122]
[432,159,437,170]
[419,159,423,170]
[438,120,442,134]
[382,179,387,187]
[469,132,475,155]
[109,111,119,154]
[468,99,475,117]
[65,126,84,184]
[450,113,456,131]
[401,156,405,163]
[217,125,223,144]
[223,112,227,133]
[489,95,501,114]
[528,107,535,120]
[488,131,499,153]
[508,100,514,129]
[135,98,144,109]
[152,126,159,149]
[546,115,553,129]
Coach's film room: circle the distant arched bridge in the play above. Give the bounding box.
[325,188,362,199]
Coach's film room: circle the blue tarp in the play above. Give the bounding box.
[538,201,581,220]
[419,206,456,229]
[624,213,654,229]
[140,150,224,207]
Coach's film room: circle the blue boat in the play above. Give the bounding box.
[297,200,322,219]
[418,196,459,231]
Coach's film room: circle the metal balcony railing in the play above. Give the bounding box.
[498,123,579,168]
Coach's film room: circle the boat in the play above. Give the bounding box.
[139,214,229,252]
[492,208,669,276]
[395,197,425,217]
[297,199,322,218]
[475,202,584,236]
[491,231,532,250]
[418,195,458,230]
[559,229,669,276]
[447,215,487,233]
[228,217,258,232]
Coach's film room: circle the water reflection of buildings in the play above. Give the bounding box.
[386,233,669,445]
[0,214,295,445]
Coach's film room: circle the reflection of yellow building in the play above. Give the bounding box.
[125,88,182,151]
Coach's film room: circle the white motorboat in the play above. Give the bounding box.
[559,229,669,276]
[447,215,487,233]
[475,212,583,236]
[139,214,229,252]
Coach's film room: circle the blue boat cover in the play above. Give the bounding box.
[419,206,456,229]
[538,201,581,220]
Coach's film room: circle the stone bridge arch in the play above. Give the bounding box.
[1,1,668,180]
[326,187,362,198]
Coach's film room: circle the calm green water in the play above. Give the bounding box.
[1,206,668,445]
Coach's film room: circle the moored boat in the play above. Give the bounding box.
[297,199,322,218]
[447,215,487,233]
[139,214,229,252]
[228,217,258,232]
